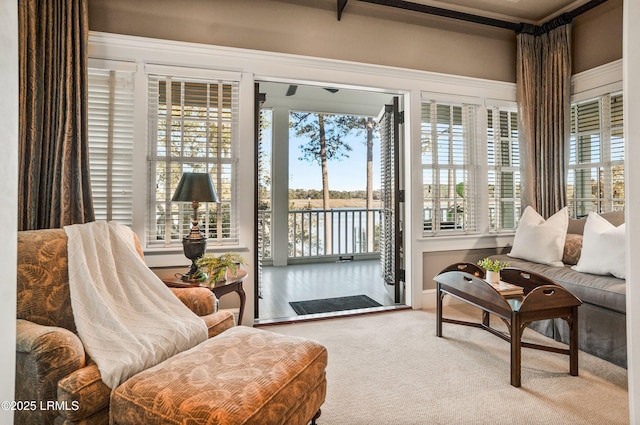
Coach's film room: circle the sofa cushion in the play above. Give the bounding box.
[562,233,583,265]
[567,210,625,235]
[110,326,327,425]
[492,254,626,314]
[508,206,568,267]
[572,212,626,279]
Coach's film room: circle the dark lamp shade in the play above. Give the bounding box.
[171,173,219,203]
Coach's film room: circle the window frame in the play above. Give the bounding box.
[145,68,241,249]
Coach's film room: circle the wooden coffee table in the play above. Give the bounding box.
[434,267,582,387]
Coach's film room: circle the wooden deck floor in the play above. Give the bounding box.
[256,259,403,324]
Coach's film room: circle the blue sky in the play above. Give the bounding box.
[289,131,381,191]
[261,114,382,191]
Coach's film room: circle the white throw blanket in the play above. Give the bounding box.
[64,221,208,389]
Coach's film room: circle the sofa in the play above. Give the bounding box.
[489,210,626,367]
[16,228,328,424]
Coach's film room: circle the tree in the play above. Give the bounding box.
[290,112,365,253]
[291,113,365,207]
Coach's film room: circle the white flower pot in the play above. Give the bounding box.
[486,270,500,284]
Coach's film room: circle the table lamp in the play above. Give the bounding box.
[171,172,219,282]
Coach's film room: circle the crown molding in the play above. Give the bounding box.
[572,59,623,101]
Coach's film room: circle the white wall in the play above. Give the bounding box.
[0,0,18,421]
[623,0,640,421]
[87,0,517,83]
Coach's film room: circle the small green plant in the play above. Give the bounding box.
[196,252,247,284]
[477,257,510,273]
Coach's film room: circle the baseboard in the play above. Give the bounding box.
[422,289,464,310]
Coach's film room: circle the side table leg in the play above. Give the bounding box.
[236,285,246,326]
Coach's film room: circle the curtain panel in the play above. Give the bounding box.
[516,24,572,219]
[18,0,94,230]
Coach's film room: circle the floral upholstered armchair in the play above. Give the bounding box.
[15,228,235,425]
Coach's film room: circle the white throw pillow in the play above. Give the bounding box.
[572,212,626,279]
[508,206,568,267]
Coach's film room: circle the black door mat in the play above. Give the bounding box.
[289,295,382,315]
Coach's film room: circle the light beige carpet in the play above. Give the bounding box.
[266,305,629,425]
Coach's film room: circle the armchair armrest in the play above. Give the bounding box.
[16,319,86,425]
[57,362,111,422]
[201,311,235,338]
[170,287,216,316]
[169,288,234,337]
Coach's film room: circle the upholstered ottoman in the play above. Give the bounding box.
[110,326,327,425]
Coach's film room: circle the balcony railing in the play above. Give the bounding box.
[258,208,382,261]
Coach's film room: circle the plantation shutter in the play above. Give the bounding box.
[609,94,625,210]
[379,97,403,303]
[487,107,520,231]
[147,70,240,247]
[568,92,624,216]
[87,67,135,226]
[421,100,478,235]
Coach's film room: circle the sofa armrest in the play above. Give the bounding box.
[170,287,216,316]
[16,319,86,425]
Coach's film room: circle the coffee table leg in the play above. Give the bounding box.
[569,307,579,376]
[510,314,522,387]
[482,310,490,327]
[436,283,443,337]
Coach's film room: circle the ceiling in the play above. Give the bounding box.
[259,81,394,117]
[378,0,594,25]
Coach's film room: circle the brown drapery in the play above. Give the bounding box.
[18,0,94,230]
[516,24,572,219]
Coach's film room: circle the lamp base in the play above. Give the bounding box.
[181,236,207,282]
[178,265,205,283]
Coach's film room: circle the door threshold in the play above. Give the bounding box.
[253,304,410,326]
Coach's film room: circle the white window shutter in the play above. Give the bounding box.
[568,92,624,216]
[421,100,479,235]
[487,107,520,232]
[87,68,135,226]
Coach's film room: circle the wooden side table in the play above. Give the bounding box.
[162,269,247,325]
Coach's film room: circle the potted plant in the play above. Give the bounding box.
[477,257,510,284]
[195,252,247,287]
